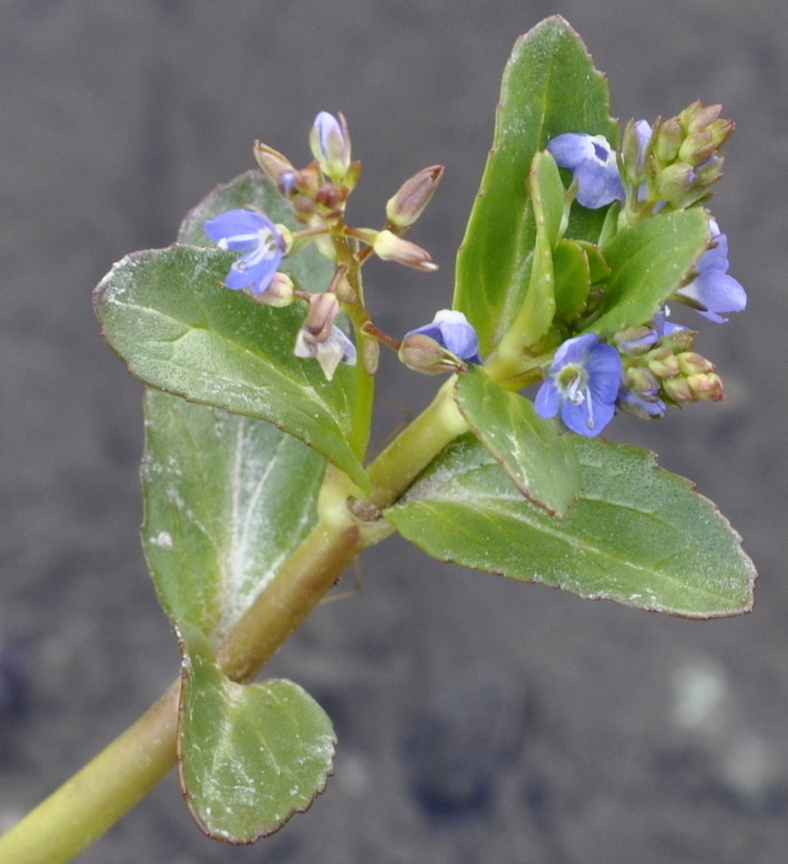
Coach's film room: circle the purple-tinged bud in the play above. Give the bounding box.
[677,352,715,376]
[656,163,696,199]
[694,154,725,186]
[386,165,445,228]
[253,141,296,188]
[309,111,352,183]
[621,119,648,182]
[398,333,463,375]
[294,292,357,380]
[373,229,438,272]
[303,292,341,342]
[654,118,683,163]
[614,324,658,355]
[687,372,725,401]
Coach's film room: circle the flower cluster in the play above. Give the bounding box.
[204,111,445,380]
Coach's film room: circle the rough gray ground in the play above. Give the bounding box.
[0,1,786,862]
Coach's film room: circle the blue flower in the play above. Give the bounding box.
[535,333,622,436]
[204,209,285,295]
[675,219,746,323]
[402,310,482,364]
[547,133,625,209]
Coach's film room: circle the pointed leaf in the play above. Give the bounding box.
[178,623,335,843]
[95,245,368,491]
[516,152,562,345]
[141,389,326,641]
[386,434,755,618]
[177,170,334,297]
[454,367,581,517]
[589,208,709,334]
[455,16,618,355]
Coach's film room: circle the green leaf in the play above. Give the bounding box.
[454,367,581,517]
[589,209,709,334]
[454,16,618,355]
[177,169,334,297]
[141,389,326,641]
[516,152,562,345]
[553,239,591,323]
[95,245,368,491]
[387,434,755,618]
[178,622,335,843]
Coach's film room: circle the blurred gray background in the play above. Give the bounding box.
[0,1,786,862]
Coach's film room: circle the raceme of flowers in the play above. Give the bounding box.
[201,105,744,438]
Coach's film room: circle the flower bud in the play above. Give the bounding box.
[309,111,351,183]
[398,333,459,374]
[614,324,657,355]
[253,141,296,188]
[662,376,695,402]
[655,163,696,199]
[677,352,714,376]
[621,119,649,182]
[646,347,681,378]
[303,292,340,341]
[246,271,294,307]
[654,118,683,163]
[372,229,438,272]
[687,372,725,401]
[385,165,444,228]
[625,366,659,396]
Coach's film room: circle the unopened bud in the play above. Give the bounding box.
[386,165,444,228]
[622,119,649,181]
[687,372,725,401]
[625,366,659,396]
[303,292,340,341]
[654,118,683,163]
[662,376,695,402]
[656,163,696,199]
[615,324,657,355]
[398,333,459,374]
[680,101,723,134]
[253,141,296,188]
[246,271,294,307]
[677,352,714,376]
[647,347,681,378]
[309,111,352,182]
[373,230,438,272]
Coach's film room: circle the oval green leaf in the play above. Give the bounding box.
[95,245,368,491]
[178,623,335,844]
[589,208,709,334]
[142,389,326,641]
[454,16,618,355]
[386,434,755,618]
[454,367,581,517]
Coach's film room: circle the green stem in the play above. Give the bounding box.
[0,374,473,864]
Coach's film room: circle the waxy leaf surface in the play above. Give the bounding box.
[454,367,581,517]
[387,435,755,618]
[455,16,617,355]
[95,245,367,490]
[590,208,709,334]
[142,389,325,642]
[178,623,335,843]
